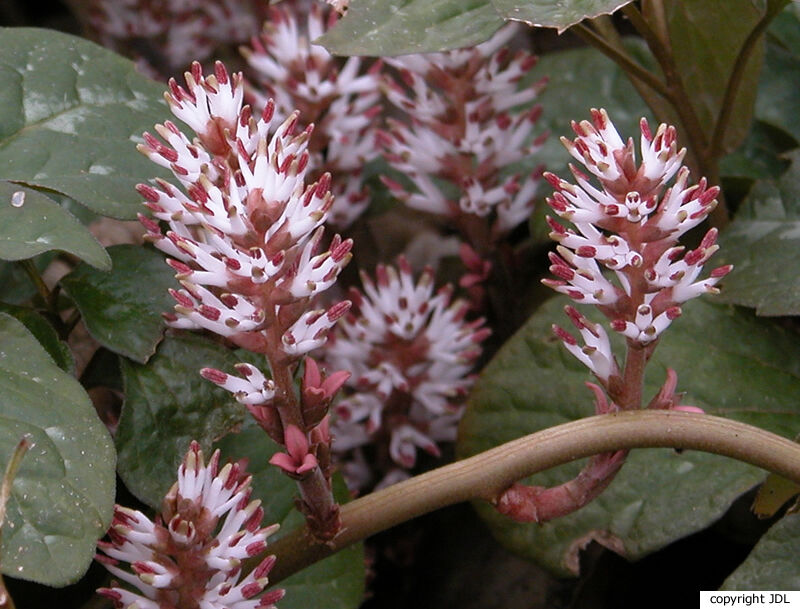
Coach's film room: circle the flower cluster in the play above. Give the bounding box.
[380,24,547,240]
[138,60,350,412]
[242,0,382,228]
[323,257,489,489]
[86,0,268,77]
[97,442,283,609]
[138,61,351,537]
[544,109,731,400]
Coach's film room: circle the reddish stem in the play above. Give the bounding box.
[265,322,342,541]
[495,449,627,523]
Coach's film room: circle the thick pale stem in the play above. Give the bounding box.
[265,412,800,583]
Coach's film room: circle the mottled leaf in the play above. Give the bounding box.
[116,333,247,507]
[0,181,109,270]
[215,420,365,609]
[491,0,633,32]
[0,313,115,585]
[0,28,170,219]
[60,244,175,363]
[317,0,506,56]
[716,150,800,316]
[458,297,800,576]
[721,513,800,590]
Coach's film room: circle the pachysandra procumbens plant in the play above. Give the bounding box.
[137,61,351,541]
[497,109,732,523]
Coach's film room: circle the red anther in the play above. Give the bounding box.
[326,300,351,321]
[200,368,228,384]
[495,113,512,130]
[552,324,577,345]
[666,306,682,320]
[711,265,733,278]
[198,305,221,321]
[219,294,238,307]
[167,259,192,274]
[187,183,209,204]
[610,319,627,332]
[550,264,575,281]
[591,108,607,130]
[136,183,161,202]
[138,213,161,233]
[639,117,653,141]
[169,289,194,308]
[190,61,203,84]
[214,60,229,85]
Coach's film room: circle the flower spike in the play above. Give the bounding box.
[323,257,488,489]
[97,442,282,609]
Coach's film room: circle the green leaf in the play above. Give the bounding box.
[720,120,793,181]
[60,244,175,363]
[755,6,800,143]
[116,333,247,507]
[0,313,115,585]
[457,297,800,576]
[316,0,506,56]
[665,0,767,154]
[716,149,800,316]
[526,41,652,178]
[0,181,109,270]
[0,302,72,372]
[0,255,56,306]
[721,512,800,590]
[215,419,365,609]
[0,28,170,220]
[490,0,633,32]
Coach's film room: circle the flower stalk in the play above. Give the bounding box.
[263,411,800,583]
[500,109,731,522]
[139,61,351,541]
